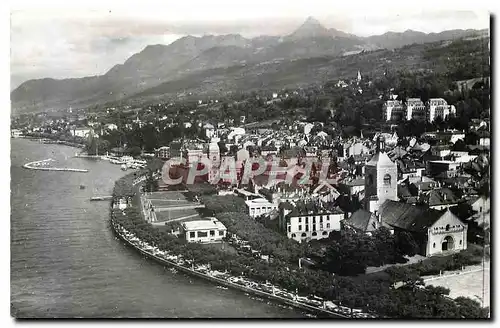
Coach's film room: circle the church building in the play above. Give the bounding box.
[343,136,468,257]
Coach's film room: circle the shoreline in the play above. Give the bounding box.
[109,217,350,318]
[22,136,86,149]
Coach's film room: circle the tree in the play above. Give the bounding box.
[127,146,142,157]
[395,231,419,257]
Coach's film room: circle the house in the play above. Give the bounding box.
[278,201,343,243]
[427,160,461,179]
[105,123,118,131]
[203,123,216,139]
[339,177,365,196]
[477,130,490,147]
[311,181,341,202]
[378,200,468,257]
[468,196,490,216]
[155,146,170,160]
[245,198,278,218]
[11,129,23,138]
[421,188,460,210]
[71,127,92,138]
[431,145,451,158]
[336,140,370,160]
[181,218,227,243]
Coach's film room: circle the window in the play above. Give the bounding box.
[291,233,296,238]
[298,225,302,231]
[312,232,317,237]
[320,217,323,223]
[445,224,450,231]
[301,233,307,237]
[383,174,391,186]
[306,218,309,224]
[312,217,316,224]
[210,230,215,236]
[288,226,291,232]
[327,223,330,229]
[219,231,224,236]
[299,217,302,223]
[433,243,436,248]
[198,231,208,238]
[313,225,316,232]
[306,225,309,232]
[322,231,328,236]
[190,232,196,238]
[459,240,462,245]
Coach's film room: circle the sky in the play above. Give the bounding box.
[10,1,490,90]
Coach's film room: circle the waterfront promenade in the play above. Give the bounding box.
[110,217,354,318]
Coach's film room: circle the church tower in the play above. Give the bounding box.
[357,70,362,83]
[364,136,398,213]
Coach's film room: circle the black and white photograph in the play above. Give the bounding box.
[7,0,492,320]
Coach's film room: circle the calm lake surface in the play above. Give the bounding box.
[10,138,305,318]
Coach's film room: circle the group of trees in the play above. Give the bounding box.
[317,228,419,276]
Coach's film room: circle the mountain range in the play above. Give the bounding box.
[11,17,488,113]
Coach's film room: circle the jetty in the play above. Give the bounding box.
[23,158,89,173]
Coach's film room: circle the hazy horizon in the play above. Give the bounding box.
[10,6,490,90]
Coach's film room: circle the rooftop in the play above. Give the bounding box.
[182,218,226,231]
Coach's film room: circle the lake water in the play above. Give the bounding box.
[10,138,305,318]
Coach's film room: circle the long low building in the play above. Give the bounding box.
[181,218,227,243]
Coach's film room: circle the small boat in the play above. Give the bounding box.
[80,185,86,189]
[121,164,128,171]
[216,286,228,290]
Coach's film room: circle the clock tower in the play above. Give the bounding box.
[364,137,398,213]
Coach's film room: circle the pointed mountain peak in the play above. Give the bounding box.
[289,16,330,39]
[303,16,322,26]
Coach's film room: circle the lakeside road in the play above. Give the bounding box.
[110,218,351,318]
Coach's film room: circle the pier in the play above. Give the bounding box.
[23,158,89,173]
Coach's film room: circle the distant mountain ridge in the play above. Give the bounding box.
[11,17,488,113]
